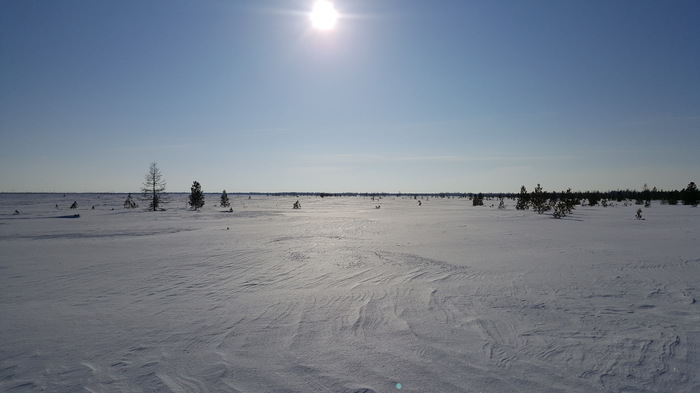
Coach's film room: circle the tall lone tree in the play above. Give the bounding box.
[141,162,166,211]
[189,181,205,209]
[220,190,230,208]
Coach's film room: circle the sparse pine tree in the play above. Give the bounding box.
[563,188,577,213]
[553,201,566,219]
[70,201,78,209]
[641,184,651,207]
[124,193,137,208]
[553,188,576,218]
[682,182,699,207]
[516,185,530,210]
[473,193,484,206]
[531,184,550,214]
[639,184,652,207]
[667,190,680,205]
[141,162,166,211]
[188,181,205,209]
[548,192,558,209]
[220,190,230,208]
[497,198,506,210]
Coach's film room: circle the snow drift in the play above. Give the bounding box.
[1,194,699,392]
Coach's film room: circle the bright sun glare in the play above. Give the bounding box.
[309,0,339,30]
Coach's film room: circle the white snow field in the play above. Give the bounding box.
[1,193,699,393]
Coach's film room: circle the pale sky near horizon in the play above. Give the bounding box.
[1,0,698,193]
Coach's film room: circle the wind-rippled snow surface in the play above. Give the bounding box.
[1,194,699,392]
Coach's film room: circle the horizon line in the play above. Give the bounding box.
[0,187,688,195]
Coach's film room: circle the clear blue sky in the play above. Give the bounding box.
[1,0,698,193]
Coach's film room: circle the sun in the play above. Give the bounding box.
[309,0,339,30]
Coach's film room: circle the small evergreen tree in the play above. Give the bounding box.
[553,188,576,218]
[497,198,506,210]
[188,181,205,209]
[531,184,550,214]
[220,190,230,208]
[553,201,566,219]
[70,201,78,209]
[472,193,484,206]
[587,192,601,206]
[124,193,137,208]
[515,185,530,210]
[667,190,679,205]
[682,182,699,207]
[642,184,652,207]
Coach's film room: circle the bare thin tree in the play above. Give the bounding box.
[141,162,166,211]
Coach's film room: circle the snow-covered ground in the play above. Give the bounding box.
[1,193,699,393]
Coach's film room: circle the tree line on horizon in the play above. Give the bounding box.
[511,182,699,219]
[133,163,699,211]
[512,182,699,210]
